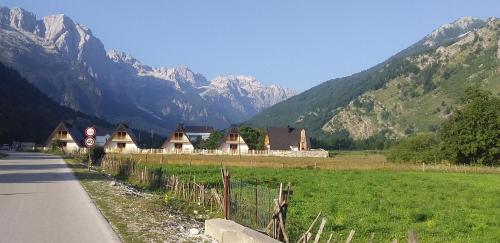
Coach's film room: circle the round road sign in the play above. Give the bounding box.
[85,137,96,147]
[85,127,96,137]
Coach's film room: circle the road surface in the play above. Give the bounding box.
[0,152,121,243]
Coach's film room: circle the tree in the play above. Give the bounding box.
[238,126,265,150]
[200,130,224,149]
[439,87,499,165]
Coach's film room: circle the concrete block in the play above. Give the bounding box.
[205,218,281,243]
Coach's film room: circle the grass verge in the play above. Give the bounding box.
[64,158,210,243]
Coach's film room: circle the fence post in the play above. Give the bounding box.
[221,168,231,220]
[255,178,258,228]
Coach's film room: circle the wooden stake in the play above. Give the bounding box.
[344,230,355,243]
[327,233,333,243]
[313,218,327,243]
[297,211,322,243]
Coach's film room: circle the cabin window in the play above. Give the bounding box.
[117,143,126,149]
[57,131,68,139]
[60,142,67,148]
[117,132,127,139]
[174,143,182,149]
[230,144,238,150]
[229,133,238,141]
[174,132,183,140]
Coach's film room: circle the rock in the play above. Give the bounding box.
[109,181,117,186]
[188,228,200,236]
[193,210,198,215]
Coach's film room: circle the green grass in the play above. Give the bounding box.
[140,164,500,242]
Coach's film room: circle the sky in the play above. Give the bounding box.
[2,0,499,91]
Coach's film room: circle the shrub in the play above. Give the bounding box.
[90,146,105,165]
[386,133,443,163]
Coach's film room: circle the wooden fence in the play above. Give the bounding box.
[100,156,290,242]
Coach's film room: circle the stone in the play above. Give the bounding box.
[189,228,200,236]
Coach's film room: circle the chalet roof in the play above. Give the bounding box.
[184,125,214,134]
[104,123,139,147]
[173,123,186,133]
[45,121,84,147]
[220,125,247,146]
[266,126,307,150]
[162,123,194,147]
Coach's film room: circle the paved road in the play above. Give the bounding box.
[0,152,121,243]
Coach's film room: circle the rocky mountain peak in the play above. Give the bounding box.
[107,50,152,73]
[0,6,37,32]
[152,66,208,87]
[423,16,486,47]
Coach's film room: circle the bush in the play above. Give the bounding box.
[50,139,63,151]
[90,146,105,166]
[386,133,443,163]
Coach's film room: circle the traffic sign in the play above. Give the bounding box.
[85,127,96,137]
[85,137,96,147]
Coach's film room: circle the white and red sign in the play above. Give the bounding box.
[85,137,96,147]
[85,127,96,137]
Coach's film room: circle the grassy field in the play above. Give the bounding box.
[109,154,500,242]
[110,152,500,174]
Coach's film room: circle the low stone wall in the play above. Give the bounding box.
[265,149,328,158]
[131,149,329,158]
[113,148,329,158]
[205,219,280,243]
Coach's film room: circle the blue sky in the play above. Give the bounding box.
[2,1,499,91]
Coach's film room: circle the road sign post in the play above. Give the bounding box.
[85,127,96,171]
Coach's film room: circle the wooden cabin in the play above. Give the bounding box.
[45,121,84,152]
[219,126,249,154]
[104,123,139,153]
[162,124,195,153]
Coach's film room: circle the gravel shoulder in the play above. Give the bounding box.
[65,158,215,243]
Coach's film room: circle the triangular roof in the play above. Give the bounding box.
[162,123,194,147]
[45,121,84,147]
[103,123,139,147]
[266,126,308,150]
[220,125,247,146]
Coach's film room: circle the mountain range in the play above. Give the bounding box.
[248,17,500,141]
[0,6,295,134]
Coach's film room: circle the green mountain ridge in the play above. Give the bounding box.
[248,17,500,142]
